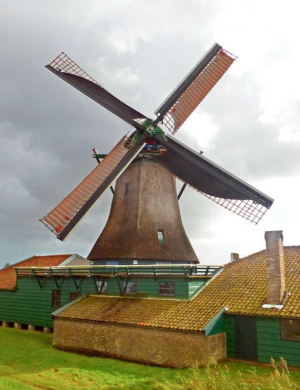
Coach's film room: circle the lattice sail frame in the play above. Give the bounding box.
[162,49,237,135]
[48,52,101,86]
[201,193,268,224]
[174,174,268,224]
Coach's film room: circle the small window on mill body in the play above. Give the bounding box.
[124,183,130,197]
[157,229,165,243]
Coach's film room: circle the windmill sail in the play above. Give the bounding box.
[40,134,146,241]
[153,135,273,224]
[45,52,147,126]
[42,44,273,241]
[154,44,236,134]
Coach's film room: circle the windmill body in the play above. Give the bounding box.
[40,44,274,262]
[88,158,198,265]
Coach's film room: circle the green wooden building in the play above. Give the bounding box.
[2,230,300,368]
[0,255,220,331]
[51,231,300,368]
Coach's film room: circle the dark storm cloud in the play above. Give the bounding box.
[1,0,299,267]
[0,0,219,265]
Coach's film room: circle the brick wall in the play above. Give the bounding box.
[53,319,226,368]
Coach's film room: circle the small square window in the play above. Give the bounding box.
[156,262,171,265]
[157,230,165,243]
[123,281,137,294]
[52,290,61,308]
[69,292,80,302]
[281,319,300,341]
[96,280,108,294]
[159,282,175,296]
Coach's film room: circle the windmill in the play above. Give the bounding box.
[40,43,274,265]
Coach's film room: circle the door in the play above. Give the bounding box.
[235,316,257,360]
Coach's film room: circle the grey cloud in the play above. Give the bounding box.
[1,0,298,267]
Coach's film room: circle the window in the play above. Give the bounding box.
[96,280,108,294]
[69,292,80,302]
[52,290,61,307]
[281,319,300,341]
[156,262,171,265]
[159,282,175,296]
[123,281,137,294]
[106,261,118,265]
[157,229,165,243]
[124,183,130,197]
[156,262,172,272]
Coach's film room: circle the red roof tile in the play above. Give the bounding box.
[0,255,71,290]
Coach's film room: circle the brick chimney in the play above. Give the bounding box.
[263,230,286,307]
[230,253,239,262]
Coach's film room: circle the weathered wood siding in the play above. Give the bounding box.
[225,315,235,358]
[225,315,300,367]
[0,275,202,328]
[257,317,300,367]
[107,278,205,299]
[0,277,96,328]
[188,279,208,298]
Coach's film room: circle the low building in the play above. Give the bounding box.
[52,231,300,368]
[0,254,90,331]
[2,231,300,368]
[0,258,219,333]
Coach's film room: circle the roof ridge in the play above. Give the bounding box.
[1,255,36,270]
[1,254,73,270]
[33,254,72,257]
[234,245,300,264]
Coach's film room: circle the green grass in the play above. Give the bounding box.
[0,327,300,389]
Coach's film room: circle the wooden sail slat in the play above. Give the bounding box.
[163,50,235,134]
[41,136,130,235]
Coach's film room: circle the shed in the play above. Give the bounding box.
[0,254,90,331]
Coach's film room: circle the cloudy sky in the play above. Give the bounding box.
[1,0,300,267]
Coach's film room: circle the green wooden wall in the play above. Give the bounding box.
[225,315,235,358]
[0,275,207,328]
[188,279,208,298]
[107,277,204,299]
[225,315,300,367]
[0,277,97,328]
[257,317,300,367]
[203,308,225,336]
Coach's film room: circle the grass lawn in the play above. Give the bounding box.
[0,327,300,389]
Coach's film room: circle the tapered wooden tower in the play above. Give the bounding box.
[88,158,199,265]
